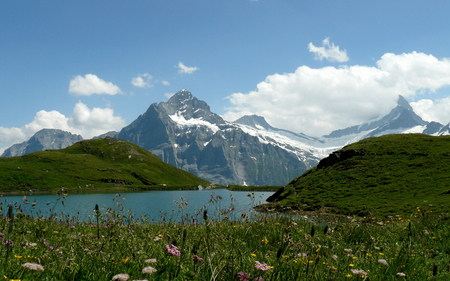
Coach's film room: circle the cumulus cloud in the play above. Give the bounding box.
[161,80,170,86]
[223,51,450,137]
[411,98,450,124]
[69,74,122,96]
[177,62,199,74]
[0,102,126,152]
[131,73,153,88]
[308,38,349,63]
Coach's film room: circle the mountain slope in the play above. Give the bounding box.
[323,96,430,142]
[118,90,323,186]
[264,134,450,217]
[0,137,209,192]
[1,129,83,157]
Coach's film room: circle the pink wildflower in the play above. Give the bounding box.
[142,266,157,275]
[193,255,204,262]
[0,233,4,237]
[254,277,263,281]
[350,269,368,276]
[238,272,249,281]
[164,244,181,257]
[255,261,270,272]
[378,259,388,265]
[145,258,157,263]
[112,273,129,281]
[397,272,407,277]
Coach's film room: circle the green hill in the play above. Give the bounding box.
[0,137,209,192]
[263,134,450,217]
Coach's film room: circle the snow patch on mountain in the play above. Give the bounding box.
[234,123,334,161]
[169,112,220,133]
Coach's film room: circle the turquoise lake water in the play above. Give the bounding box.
[0,189,274,223]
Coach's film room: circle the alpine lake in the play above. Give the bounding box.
[0,189,274,223]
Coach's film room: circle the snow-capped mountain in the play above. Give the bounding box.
[320,95,448,147]
[118,89,323,185]
[1,129,83,157]
[3,90,450,186]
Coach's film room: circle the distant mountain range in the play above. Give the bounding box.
[3,90,450,186]
[1,129,83,157]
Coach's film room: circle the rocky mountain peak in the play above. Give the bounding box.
[167,89,194,105]
[234,115,272,130]
[1,128,83,157]
[397,95,412,110]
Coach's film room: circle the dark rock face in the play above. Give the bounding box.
[1,129,83,157]
[118,90,311,185]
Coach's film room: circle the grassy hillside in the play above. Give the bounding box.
[0,137,209,192]
[263,134,450,217]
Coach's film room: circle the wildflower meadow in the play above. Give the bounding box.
[0,192,449,280]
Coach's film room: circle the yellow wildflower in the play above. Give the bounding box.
[53,231,59,234]
[250,253,256,257]
[261,238,268,244]
[349,264,354,267]
[123,257,130,264]
[158,234,163,238]
[14,255,22,259]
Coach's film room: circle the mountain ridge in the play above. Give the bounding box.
[3,90,450,186]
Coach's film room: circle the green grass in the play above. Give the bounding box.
[265,134,450,218]
[0,137,209,193]
[0,193,449,280]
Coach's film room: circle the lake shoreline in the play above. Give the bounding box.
[0,186,279,196]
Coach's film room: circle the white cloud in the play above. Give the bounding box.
[411,98,450,124]
[0,102,126,152]
[164,93,175,99]
[308,38,349,63]
[131,73,153,88]
[224,51,450,137]
[69,74,122,96]
[161,80,170,86]
[177,62,199,74]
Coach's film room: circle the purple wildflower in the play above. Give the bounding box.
[2,239,13,246]
[254,277,263,281]
[164,244,181,257]
[238,272,249,281]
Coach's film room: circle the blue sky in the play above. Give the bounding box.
[2,1,450,153]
